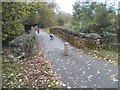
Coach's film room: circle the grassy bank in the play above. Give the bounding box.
[43,28,50,33]
[97,49,118,63]
[83,48,118,64]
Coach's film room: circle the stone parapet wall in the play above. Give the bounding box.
[9,29,36,58]
[50,27,101,50]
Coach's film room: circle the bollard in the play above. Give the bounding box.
[64,42,69,56]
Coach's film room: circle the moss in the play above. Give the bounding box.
[86,41,98,49]
[10,30,36,57]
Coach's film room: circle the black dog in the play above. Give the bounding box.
[49,34,54,40]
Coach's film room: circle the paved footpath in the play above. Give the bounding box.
[36,31,118,88]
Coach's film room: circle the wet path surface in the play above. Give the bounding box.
[36,31,118,88]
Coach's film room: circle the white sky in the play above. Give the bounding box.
[55,0,119,14]
[55,0,76,14]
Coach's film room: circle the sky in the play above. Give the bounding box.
[55,0,119,14]
[55,0,76,14]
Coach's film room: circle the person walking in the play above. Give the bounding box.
[35,26,40,34]
[37,26,40,34]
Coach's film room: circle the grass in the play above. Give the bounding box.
[83,48,118,63]
[98,49,118,63]
[43,28,50,33]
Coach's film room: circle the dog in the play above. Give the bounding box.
[49,34,54,40]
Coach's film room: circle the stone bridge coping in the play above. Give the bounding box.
[50,27,101,40]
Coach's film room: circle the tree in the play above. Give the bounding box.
[72,1,118,50]
[56,11,71,26]
[2,2,31,45]
[2,2,57,45]
[24,2,57,27]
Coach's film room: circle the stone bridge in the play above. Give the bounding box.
[50,27,101,50]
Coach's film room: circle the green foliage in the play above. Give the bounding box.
[71,1,118,51]
[24,2,57,27]
[2,2,31,44]
[56,12,71,26]
[2,2,57,45]
[57,16,65,26]
[72,1,117,33]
